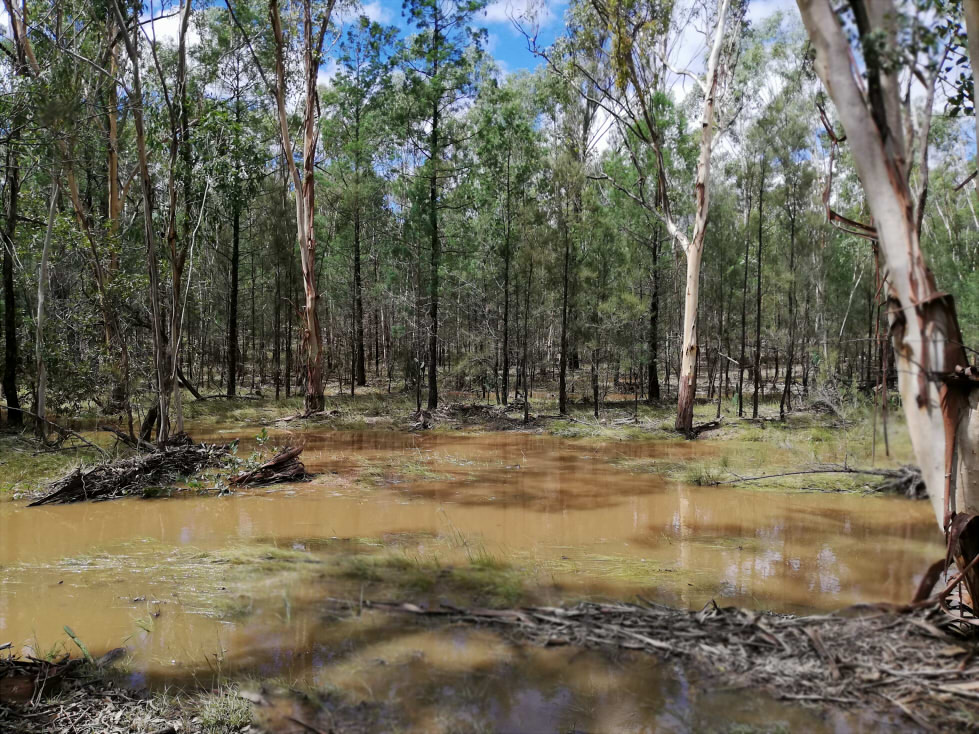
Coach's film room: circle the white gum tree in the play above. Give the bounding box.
[796,0,979,597]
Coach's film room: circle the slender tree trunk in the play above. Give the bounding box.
[780,201,797,420]
[267,0,334,414]
[647,225,660,402]
[426,16,441,411]
[34,175,59,439]
[559,206,571,415]
[111,0,167,443]
[501,152,511,406]
[523,259,532,424]
[228,197,240,397]
[353,105,366,387]
[2,132,22,428]
[274,261,281,399]
[753,158,765,419]
[737,188,750,417]
[672,0,731,435]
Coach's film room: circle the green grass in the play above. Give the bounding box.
[0,434,116,498]
[195,686,253,734]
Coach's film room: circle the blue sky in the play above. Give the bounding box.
[355,0,799,73]
[344,0,569,74]
[2,0,800,81]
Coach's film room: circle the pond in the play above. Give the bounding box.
[0,428,939,732]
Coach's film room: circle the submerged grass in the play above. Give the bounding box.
[336,551,525,606]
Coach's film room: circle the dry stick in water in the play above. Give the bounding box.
[711,465,912,485]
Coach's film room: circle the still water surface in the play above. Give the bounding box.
[0,428,939,732]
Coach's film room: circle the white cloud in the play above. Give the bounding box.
[483,0,556,28]
[318,58,339,88]
[337,1,394,25]
[746,0,799,26]
[142,8,200,48]
[361,2,393,24]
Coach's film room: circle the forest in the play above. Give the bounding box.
[3,0,979,731]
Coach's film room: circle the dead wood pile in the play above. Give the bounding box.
[0,652,182,734]
[873,464,927,499]
[28,443,229,506]
[350,598,979,731]
[229,445,308,487]
[409,402,531,430]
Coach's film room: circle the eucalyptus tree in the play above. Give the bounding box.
[545,0,745,433]
[401,0,487,410]
[795,0,979,590]
[225,0,340,413]
[3,0,140,427]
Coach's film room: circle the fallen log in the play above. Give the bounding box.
[711,463,927,498]
[28,443,229,506]
[229,445,308,487]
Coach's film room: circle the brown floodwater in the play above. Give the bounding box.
[0,427,939,732]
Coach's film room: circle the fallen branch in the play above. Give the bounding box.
[97,423,154,451]
[28,442,229,506]
[176,366,203,401]
[229,445,308,487]
[711,463,925,497]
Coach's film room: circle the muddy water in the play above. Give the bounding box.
[0,428,939,732]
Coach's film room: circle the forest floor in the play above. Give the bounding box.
[1,383,945,733]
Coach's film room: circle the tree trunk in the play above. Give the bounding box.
[523,259,532,424]
[672,0,730,435]
[647,224,660,402]
[559,208,571,415]
[502,152,511,406]
[267,0,334,414]
[780,197,797,420]
[753,158,765,420]
[353,105,366,387]
[797,0,979,548]
[675,242,703,433]
[228,196,240,397]
[111,0,167,443]
[737,187,751,418]
[34,176,59,439]
[2,129,22,428]
[426,14,441,411]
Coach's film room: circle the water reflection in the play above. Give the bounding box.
[0,428,938,732]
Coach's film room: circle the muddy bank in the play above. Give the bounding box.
[6,591,971,732]
[349,597,979,731]
[0,652,195,734]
